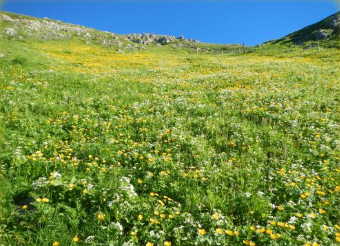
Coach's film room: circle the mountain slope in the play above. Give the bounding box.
[0,11,226,53]
[1,9,340,246]
[267,11,340,47]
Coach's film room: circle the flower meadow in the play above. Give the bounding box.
[0,36,340,246]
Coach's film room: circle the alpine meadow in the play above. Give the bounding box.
[0,8,340,246]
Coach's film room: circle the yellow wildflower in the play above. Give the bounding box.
[216,228,224,234]
[213,213,219,219]
[198,228,206,235]
[42,198,49,203]
[97,213,105,221]
[72,236,79,243]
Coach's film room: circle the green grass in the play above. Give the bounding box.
[1,17,340,246]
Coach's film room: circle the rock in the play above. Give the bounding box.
[157,37,171,44]
[84,32,91,39]
[144,38,153,45]
[25,20,42,32]
[327,15,340,29]
[126,33,176,45]
[4,28,16,36]
[316,29,332,40]
[115,41,123,47]
[1,14,14,22]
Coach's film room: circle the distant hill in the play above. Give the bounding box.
[266,11,340,47]
[0,11,219,53]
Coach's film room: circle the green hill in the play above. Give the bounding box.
[267,11,340,47]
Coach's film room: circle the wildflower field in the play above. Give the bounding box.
[0,35,340,246]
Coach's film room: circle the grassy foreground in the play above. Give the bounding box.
[0,35,340,246]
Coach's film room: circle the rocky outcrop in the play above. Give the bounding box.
[125,33,200,46]
[126,33,178,45]
[4,28,16,36]
[316,29,333,40]
[0,11,202,51]
[1,14,14,22]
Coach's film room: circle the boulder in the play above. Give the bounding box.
[156,36,175,45]
[1,14,14,22]
[316,29,332,40]
[4,28,16,36]
[84,32,91,39]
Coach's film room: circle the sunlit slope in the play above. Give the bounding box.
[267,11,340,47]
[1,11,340,246]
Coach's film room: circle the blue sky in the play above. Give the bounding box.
[1,0,339,45]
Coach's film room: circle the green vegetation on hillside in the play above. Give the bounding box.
[267,11,340,48]
[0,11,340,246]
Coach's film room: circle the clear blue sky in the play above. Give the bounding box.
[1,0,339,45]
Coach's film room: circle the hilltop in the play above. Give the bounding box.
[0,11,235,53]
[267,11,340,47]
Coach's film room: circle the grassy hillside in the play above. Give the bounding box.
[267,11,340,48]
[1,12,340,246]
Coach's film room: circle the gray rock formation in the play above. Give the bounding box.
[1,14,14,22]
[4,28,16,36]
[316,29,333,40]
[84,32,91,39]
[126,33,176,45]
